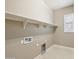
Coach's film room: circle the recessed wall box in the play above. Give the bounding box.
[23,37,33,44]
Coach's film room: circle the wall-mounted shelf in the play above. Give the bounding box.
[5,13,58,29]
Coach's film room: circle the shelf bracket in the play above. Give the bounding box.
[23,20,27,30]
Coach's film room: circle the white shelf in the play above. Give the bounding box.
[5,13,58,29]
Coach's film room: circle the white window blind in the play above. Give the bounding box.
[64,13,74,32]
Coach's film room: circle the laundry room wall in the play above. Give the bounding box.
[5,20,54,59]
[53,5,74,48]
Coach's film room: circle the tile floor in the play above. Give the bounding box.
[34,45,74,59]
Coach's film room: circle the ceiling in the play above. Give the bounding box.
[43,0,74,10]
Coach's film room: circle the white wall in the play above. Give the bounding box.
[6,0,53,24]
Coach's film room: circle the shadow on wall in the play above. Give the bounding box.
[5,19,54,40]
[53,26,58,33]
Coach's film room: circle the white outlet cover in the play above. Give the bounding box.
[21,40,24,44]
[36,44,39,46]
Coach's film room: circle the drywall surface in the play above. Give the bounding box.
[5,20,54,59]
[6,0,53,24]
[53,6,74,48]
[5,20,53,39]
